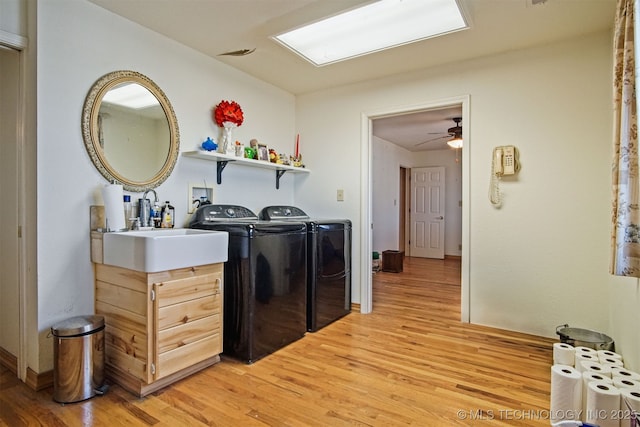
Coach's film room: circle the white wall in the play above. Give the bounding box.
[296,32,631,365]
[371,136,413,254]
[34,0,300,371]
[372,136,462,256]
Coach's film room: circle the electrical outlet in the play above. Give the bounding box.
[337,189,344,201]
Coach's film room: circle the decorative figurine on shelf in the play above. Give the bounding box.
[276,153,290,165]
[291,154,304,168]
[201,137,217,151]
[244,146,256,159]
[213,100,244,155]
[269,148,278,163]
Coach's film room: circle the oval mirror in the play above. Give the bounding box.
[81,70,180,192]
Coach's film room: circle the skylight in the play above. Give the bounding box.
[102,83,159,109]
[272,0,468,67]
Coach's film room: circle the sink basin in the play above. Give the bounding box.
[102,229,228,273]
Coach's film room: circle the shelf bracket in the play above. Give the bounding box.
[216,160,229,184]
[275,170,287,189]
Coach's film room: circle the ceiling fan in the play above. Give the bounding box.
[415,117,462,147]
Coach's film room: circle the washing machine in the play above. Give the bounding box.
[259,206,351,332]
[189,204,307,363]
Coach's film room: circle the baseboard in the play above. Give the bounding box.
[0,346,17,374]
[25,367,53,391]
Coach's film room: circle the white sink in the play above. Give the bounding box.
[102,229,228,273]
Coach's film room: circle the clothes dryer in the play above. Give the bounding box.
[259,206,351,332]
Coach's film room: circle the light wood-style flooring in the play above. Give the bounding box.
[0,257,555,426]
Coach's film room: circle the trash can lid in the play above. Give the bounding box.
[51,315,105,337]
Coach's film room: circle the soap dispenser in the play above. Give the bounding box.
[161,201,175,228]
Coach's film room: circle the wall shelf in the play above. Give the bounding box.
[182,150,310,189]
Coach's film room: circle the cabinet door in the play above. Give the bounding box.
[153,269,222,380]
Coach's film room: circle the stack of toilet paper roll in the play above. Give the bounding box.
[551,343,640,427]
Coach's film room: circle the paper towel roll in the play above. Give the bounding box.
[582,371,612,416]
[611,367,640,381]
[553,343,575,366]
[598,350,623,362]
[585,381,620,427]
[580,361,612,378]
[550,365,582,423]
[620,388,640,413]
[102,184,126,232]
[575,352,599,372]
[612,376,640,390]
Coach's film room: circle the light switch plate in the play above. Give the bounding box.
[337,189,344,201]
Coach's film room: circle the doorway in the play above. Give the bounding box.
[361,95,470,322]
[0,45,23,377]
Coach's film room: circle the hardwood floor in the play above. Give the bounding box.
[0,257,555,426]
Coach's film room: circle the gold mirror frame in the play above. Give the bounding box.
[81,70,180,192]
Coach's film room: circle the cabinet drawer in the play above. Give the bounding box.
[157,314,220,354]
[156,334,221,379]
[157,294,220,330]
[155,273,221,307]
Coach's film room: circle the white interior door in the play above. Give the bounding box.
[410,167,445,259]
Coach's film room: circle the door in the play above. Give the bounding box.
[410,167,445,259]
[399,167,407,252]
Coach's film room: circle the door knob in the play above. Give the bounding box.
[435,216,444,220]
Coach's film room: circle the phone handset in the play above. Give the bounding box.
[489,146,519,207]
[494,147,504,176]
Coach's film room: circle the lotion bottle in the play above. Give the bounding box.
[161,201,174,228]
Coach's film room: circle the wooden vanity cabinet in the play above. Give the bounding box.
[94,263,223,397]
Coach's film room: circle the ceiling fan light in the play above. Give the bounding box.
[447,137,463,149]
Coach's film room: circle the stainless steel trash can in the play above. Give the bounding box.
[51,315,105,403]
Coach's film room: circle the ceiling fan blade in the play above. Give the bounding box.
[415,134,451,146]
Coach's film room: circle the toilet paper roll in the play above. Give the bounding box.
[620,388,640,413]
[612,376,640,390]
[550,365,582,423]
[575,352,599,372]
[600,357,625,369]
[582,371,612,417]
[585,381,620,427]
[553,343,575,366]
[598,350,623,363]
[580,360,612,378]
[611,367,640,381]
[102,184,126,232]
[575,346,597,356]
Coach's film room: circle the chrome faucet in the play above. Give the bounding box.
[143,189,159,204]
[139,189,159,227]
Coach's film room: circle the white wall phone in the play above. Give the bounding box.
[489,145,520,207]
